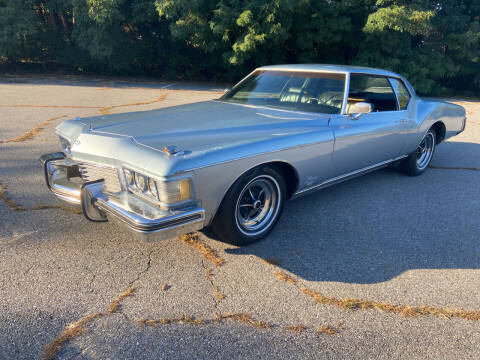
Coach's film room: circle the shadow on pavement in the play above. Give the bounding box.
[225,141,480,284]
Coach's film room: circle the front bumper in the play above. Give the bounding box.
[40,153,205,241]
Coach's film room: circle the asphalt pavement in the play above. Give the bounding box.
[0,75,479,359]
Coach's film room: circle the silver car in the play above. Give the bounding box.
[40,64,466,245]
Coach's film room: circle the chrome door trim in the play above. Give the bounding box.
[293,155,408,197]
[340,73,350,115]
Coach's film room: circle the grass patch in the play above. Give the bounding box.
[179,233,224,267]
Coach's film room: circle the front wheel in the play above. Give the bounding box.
[211,166,286,246]
[400,129,436,176]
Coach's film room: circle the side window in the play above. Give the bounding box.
[389,78,411,110]
[348,74,398,112]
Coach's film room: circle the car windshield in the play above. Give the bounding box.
[220,70,346,114]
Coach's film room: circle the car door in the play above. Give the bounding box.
[329,74,410,177]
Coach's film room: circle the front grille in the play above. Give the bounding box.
[78,162,122,193]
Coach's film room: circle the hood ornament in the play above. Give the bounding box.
[162,145,180,155]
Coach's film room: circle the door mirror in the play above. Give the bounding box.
[350,102,373,114]
[347,102,373,119]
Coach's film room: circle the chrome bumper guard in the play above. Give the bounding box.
[40,153,205,240]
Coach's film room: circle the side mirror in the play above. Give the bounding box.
[348,102,373,119]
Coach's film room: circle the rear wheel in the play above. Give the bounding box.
[400,129,436,176]
[211,166,286,246]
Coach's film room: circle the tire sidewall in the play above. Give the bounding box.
[212,166,286,245]
[414,129,436,174]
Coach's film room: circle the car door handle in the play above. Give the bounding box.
[395,119,407,124]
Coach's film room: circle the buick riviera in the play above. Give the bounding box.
[41,65,466,245]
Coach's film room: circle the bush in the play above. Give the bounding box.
[1,0,478,95]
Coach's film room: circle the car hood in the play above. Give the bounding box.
[58,100,333,175]
[82,100,330,153]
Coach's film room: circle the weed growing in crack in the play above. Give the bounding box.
[316,325,341,335]
[285,325,307,333]
[0,115,69,143]
[274,270,480,321]
[274,271,297,285]
[42,287,136,360]
[0,184,81,214]
[179,233,224,267]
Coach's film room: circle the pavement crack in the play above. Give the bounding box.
[0,184,82,214]
[273,270,480,321]
[42,286,136,360]
[84,266,96,293]
[429,165,480,172]
[0,93,167,143]
[128,249,153,288]
[201,260,225,310]
[179,233,225,267]
[0,114,70,143]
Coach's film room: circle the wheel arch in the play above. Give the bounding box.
[226,160,299,200]
[431,121,446,144]
[208,160,299,225]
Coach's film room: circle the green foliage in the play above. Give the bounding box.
[0,0,37,59]
[1,0,479,95]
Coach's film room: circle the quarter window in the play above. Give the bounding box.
[348,74,398,112]
[389,78,411,110]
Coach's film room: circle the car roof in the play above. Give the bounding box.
[256,64,402,78]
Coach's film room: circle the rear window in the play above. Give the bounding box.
[389,78,411,110]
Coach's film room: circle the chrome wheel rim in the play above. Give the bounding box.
[416,133,435,170]
[235,175,281,236]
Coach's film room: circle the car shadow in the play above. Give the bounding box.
[224,141,480,284]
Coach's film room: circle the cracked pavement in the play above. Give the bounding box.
[0,76,479,359]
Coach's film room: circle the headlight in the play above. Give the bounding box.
[148,177,158,198]
[157,179,191,204]
[123,167,192,205]
[124,169,135,186]
[135,173,148,192]
[59,136,72,156]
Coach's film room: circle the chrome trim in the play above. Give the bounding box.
[40,153,205,240]
[78,162,122,193]
[41,154,82,205]
[340,72,350,115]
[294,155,408,196]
